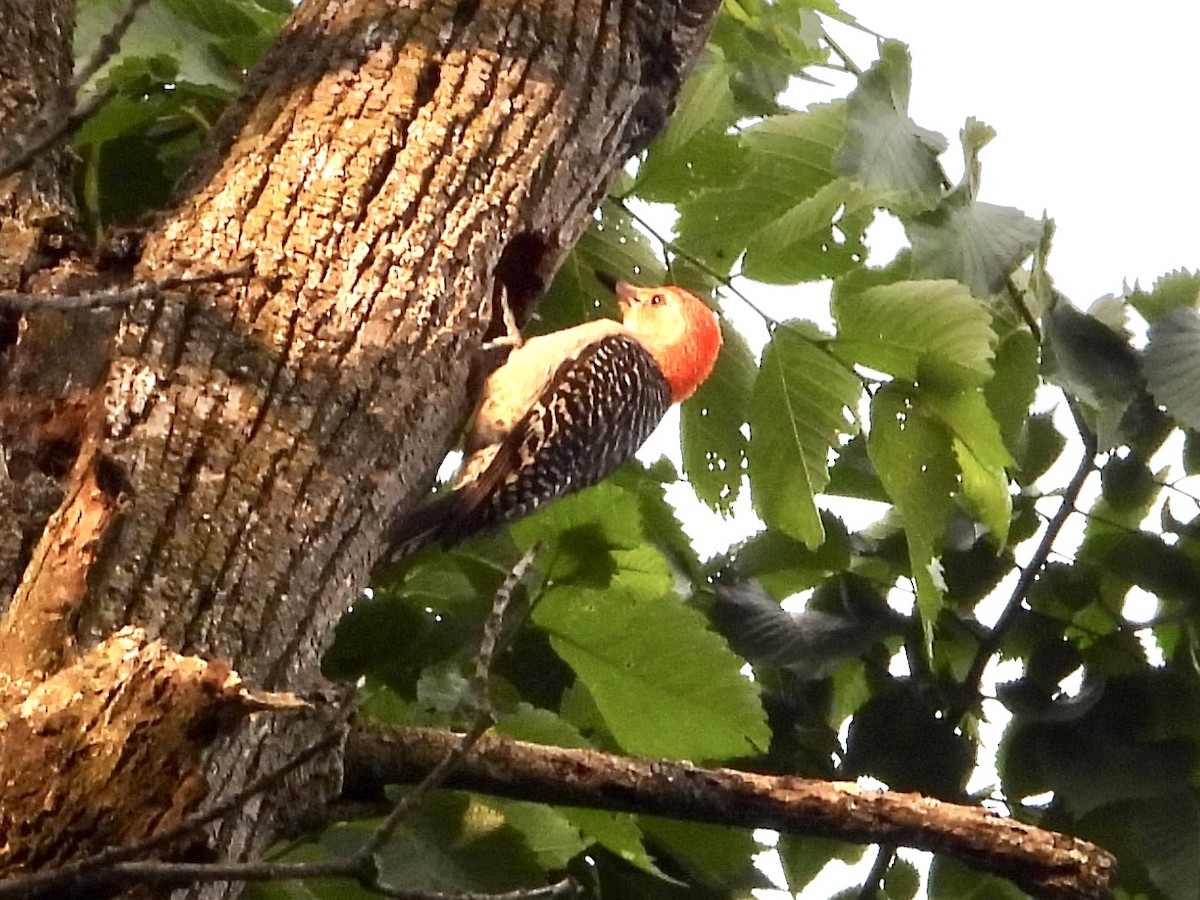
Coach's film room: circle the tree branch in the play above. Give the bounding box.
[344,724,1115,900]
[956,405,1099,712]
[0,266,254,315]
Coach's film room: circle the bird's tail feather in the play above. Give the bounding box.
[382,491,465,563]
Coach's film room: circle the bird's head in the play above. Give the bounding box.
[615,282,723,402]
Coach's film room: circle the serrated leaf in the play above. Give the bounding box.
[908,198,1040,297]
[649,49,736,159]
[953,436,1011,545]
[833,279,996,390]
[834,40,946,209]
[674,102,847,276]
[741,177,878,283]
[1144,307,1200,431]
[928,855,1026,899]
[682,324,755,513]
[748,322,861,547]
[868,384,958,638]
[984,329,1040,452]
[884,857,921,900]
[1127,268,1200,324]
[532,565,768,761]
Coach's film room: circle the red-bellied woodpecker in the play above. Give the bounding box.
[384,281,723,558]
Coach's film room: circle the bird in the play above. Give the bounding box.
[382,280,723,560]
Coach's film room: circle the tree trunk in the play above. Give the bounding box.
[0,0,719,893]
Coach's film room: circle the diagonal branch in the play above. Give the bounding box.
[344,724,1115,900]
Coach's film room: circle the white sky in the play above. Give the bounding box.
[840,1,1200,306]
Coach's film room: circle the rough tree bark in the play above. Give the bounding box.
[0,0,720,893]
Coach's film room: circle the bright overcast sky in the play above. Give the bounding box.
[838,1,1200,306]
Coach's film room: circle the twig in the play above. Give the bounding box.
[604,196,780,328]
[955,403,1099,714]
[856,843,895,899]
[73,0,154,91]
[0,87,116,182]
[0,0,151,181]
[360,543,540,857]
[821,28,862,77]
[0,266,254,314]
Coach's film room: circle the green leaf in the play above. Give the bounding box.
[1042,293,1142,412]
[908,198,1041,298]
[923,389,1012,470]
[1013,412,1066,487]
[844,681,974,798]
[834,40,946,210]
[493,708,667,878]
[509,480,645,567]
[727,514,852,599]
[954,436,1012,545]
[928,855,1026,899]
[884,857,921,900]
[1144,307,1200,431]
[674,102,847,276]
[533,559,768,761]
[1127,268,1200,324]
[647,49,736,159]
[833,279,996,391]
[267,795,546,896]
[638,818,765,892]
[77,0,250,90]
[868,384,958,637]
[741,177,879,283]
[681,323,754,513]
[984,329,1040,453]
[777,835,864,893]
[476,799,586,870]
[748,322,861,547]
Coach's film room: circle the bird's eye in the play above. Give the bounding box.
[650,293,666,306]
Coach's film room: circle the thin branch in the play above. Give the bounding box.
[0,87,116,182]
[0,266,254,314]
[605,196,780,328]
[821,28,862,77]
[856,843,896,900]
[0,0,151,180]
[359,543,539,857]
[956,404,1099,713]
[72,0,154,91]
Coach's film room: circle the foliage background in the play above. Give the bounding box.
[72,1,1200,897]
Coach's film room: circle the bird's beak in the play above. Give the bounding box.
[614,281,638,313]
